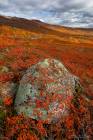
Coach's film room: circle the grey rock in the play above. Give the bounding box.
[14,58,82,123]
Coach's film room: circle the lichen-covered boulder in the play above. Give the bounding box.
[14,58,82,123]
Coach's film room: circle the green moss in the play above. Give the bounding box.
[0,99,3,105]
[0,110,6,120]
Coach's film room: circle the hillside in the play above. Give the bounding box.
[0,15,93,98]
[0,15,93,139]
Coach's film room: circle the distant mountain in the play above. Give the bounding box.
[0,15,50,33]
[0,15,93,36]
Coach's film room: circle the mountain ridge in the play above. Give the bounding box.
[0,15,93,34]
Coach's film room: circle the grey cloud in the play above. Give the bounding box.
[0,0,93,28]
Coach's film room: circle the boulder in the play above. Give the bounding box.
[14,58,82,123]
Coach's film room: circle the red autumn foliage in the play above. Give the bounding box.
[3,94,92,140]
[0,60,5,66]
[0,72,14,83]
[0,23,93,140]
[4,115,47,140]
[3,97,13,106]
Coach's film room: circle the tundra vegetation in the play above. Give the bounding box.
[0,18,93,140]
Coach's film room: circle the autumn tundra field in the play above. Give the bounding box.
[0,15,93,140]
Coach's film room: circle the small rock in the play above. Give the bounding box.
[0,66,9,73]
[0,82,18,102]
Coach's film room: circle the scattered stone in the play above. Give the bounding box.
[0,82,17,99]
[0,66,9,73]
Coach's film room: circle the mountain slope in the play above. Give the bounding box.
[0,15,93,99]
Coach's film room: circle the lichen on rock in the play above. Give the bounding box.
[14,58,82,123]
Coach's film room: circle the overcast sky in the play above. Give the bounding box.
[0,0,93,28]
